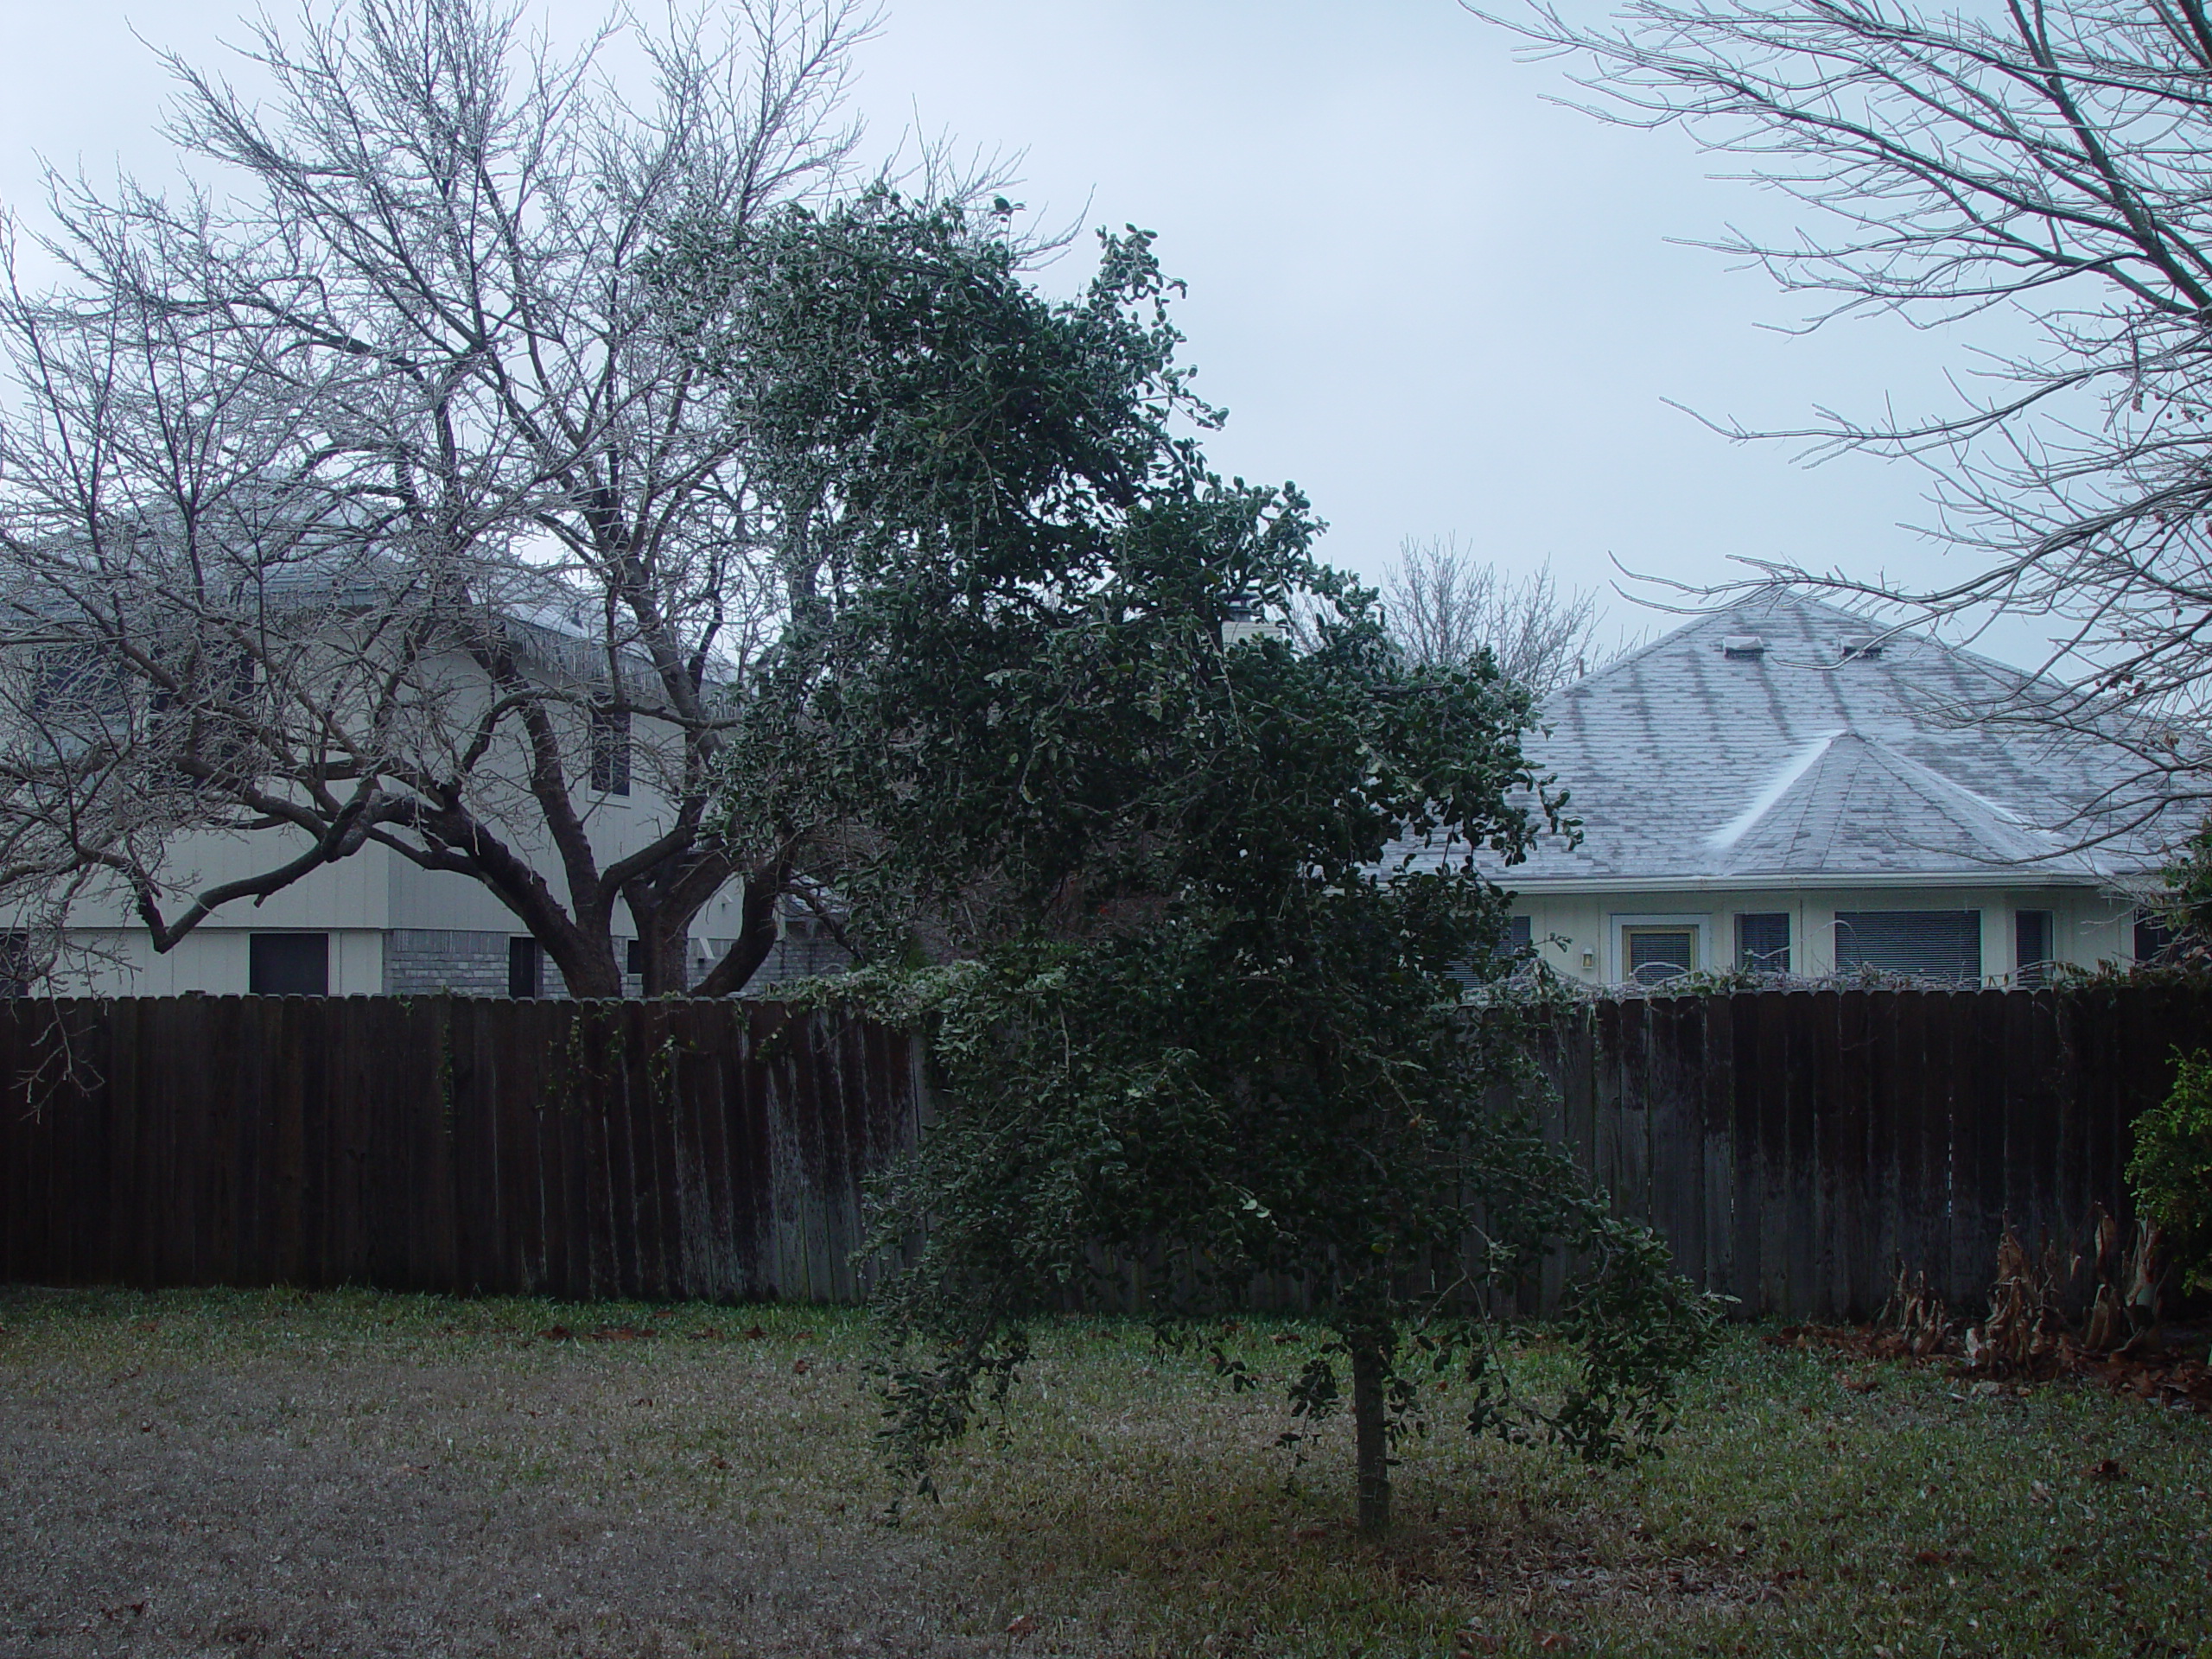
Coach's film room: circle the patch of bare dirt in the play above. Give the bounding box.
[0,1345,1006,1658]
[1395,1485,1798,1649]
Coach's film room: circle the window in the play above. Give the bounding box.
[1445,917,1533,991]
[23,646,125,757]
[588,704,631,796]
[1737,912,1790,974]
[249,932,329,995]
[507,937,542,999]
[625,938,646,978]
[29,646,124,718]
[150,645,260,766]
[1623,925,1698,985]
[2136,912,2181,964]
[2015,909,2055,988]
[1834,910,1981,983]
[0,932,29,998]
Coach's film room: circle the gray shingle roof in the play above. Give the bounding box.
[1425,594,2164,888]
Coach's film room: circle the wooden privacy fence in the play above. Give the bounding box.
[0,984,2205,1317]
[1528,982,2212,1321]
[0,997,922,1303]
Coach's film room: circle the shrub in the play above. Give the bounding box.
[2127,1049,2212,1296]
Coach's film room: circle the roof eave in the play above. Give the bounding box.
[1497,866,2148,895]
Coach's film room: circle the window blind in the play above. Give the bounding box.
[1624,927,1696,985]
[1834,910,1981,983]
[1737,912,1790,973]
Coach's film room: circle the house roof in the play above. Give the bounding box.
[5,527,702,710]
[1414,593,2165,891]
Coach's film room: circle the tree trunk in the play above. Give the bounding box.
[642,930,690,997]
[546,934,624,999]
[1349,1325,1392,1538]
[690,865,785,998]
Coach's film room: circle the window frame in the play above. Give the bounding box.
[20,645,128,759]
[28,645,125,719]
[2134,911,2180,965]
[507,936,543,999]
[2015,908,2056,988]
[1612,913,1707,986]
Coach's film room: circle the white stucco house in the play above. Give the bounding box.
[4,759,780,1001]
[1460,594,2173,988]
[0,566,804,1001]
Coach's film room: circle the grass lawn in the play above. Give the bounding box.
[1,1287,2206,1657]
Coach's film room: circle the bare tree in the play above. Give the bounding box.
[1480,0,2212,842]
[1382,535,1612,696]
[0,0,876,995]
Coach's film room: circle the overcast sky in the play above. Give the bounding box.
[0,0,2032,660]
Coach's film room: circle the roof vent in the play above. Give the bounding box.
[1721,635,1766,659]
[1841,640,1885,661]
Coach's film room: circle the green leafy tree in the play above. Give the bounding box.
[2149,821,2212,962]
[693,194,1720,1535]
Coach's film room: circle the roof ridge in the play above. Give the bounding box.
[1710,728,1867,875]
[1704,727,1847,853]
[1848,734,2099,870]
[1537,589,1898,710]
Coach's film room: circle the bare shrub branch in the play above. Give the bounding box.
[1480,0,2212,848]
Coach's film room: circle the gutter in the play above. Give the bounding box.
[1495,868,2147,896]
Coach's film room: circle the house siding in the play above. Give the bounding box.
[1511,883,2138,988]
[4,693,769,995]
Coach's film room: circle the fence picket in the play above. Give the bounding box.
[1697,997,1734,1300]
[1646,997,1705,1299]
[1828,990,1871,1320]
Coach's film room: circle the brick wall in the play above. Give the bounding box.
[385,928,798,997]
[382,929,511,996]
[733,917,852,997]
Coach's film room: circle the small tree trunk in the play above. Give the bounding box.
[1349,1326,1391,1538]
[690,865,785,998]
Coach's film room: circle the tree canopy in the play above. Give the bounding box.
[1382,536,1616,698]
[706,192,1721,1535]
[0,0,874,995]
